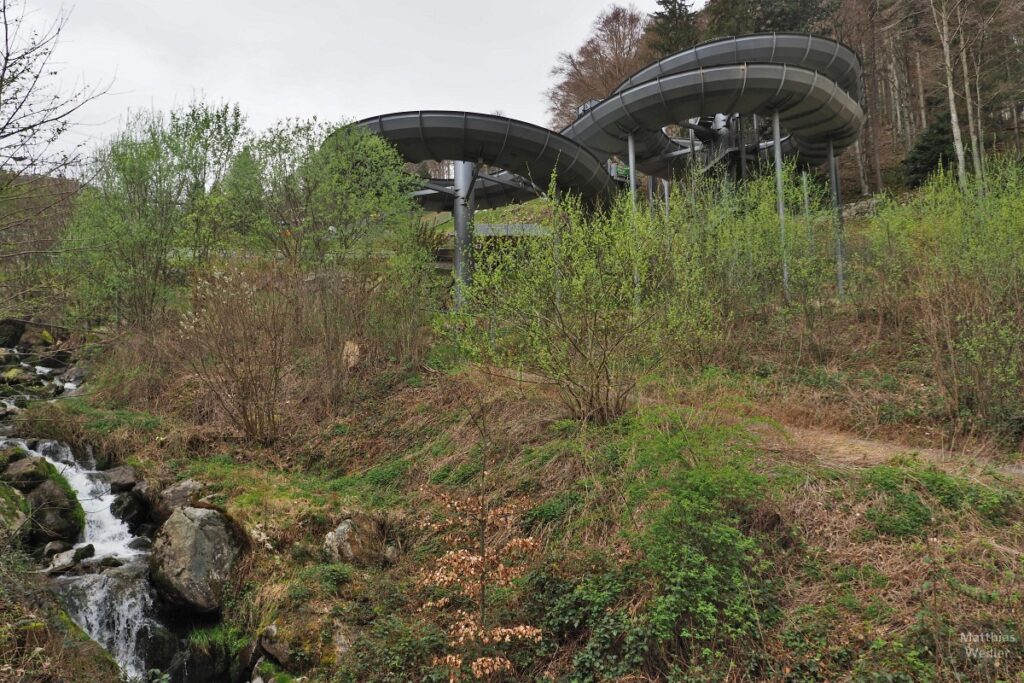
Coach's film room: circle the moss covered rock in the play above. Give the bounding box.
[3,455,50,492]
[26,476,83,545]
[0,480,28,539]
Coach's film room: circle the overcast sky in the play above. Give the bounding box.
[26,0,708,151]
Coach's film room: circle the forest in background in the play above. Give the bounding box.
[546,0,1024,193]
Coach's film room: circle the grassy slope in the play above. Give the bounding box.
[17,362,1024,682]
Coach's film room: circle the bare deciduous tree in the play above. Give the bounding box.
[546,5,651,130]
[0,0,104,314]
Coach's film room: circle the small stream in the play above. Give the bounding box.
[1,354,165,681]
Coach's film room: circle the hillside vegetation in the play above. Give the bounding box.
[6,120,1024,679]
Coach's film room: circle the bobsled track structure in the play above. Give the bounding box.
[356,33,865,298]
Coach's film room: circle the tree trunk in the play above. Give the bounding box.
[887,37,905,147]
[974,60,986,180]
[854,140,870,196]
[957,8,982,181]
[930,0,968,190]
[868,7,885,191]
[916,51,929,130]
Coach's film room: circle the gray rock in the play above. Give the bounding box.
[110,491,149,534]
[102,465,139,493]
[135,619,181,675]
[0,446,27,468]
[149,507,243,614]
[48,548,79,574]
[151,479,203,524]
[333,621,355,660]
[26,479,82,544]
[3,456,49,492]
[127,536,152,551]
[324,513,388,566]
[232,639,261,683]
[73,543,95,562]
[323,511,403,567]
[0,368,36,385]
[43,540,72,558]
[59,366,86,385]
[259,624,292,669]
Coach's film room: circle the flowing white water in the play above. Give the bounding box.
[5,438,142,560]
[0,436,152,679]
[57,563,156,680]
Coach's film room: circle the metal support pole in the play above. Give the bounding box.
[752,114,760,166]
[739,115,748,180]
[663,179,670,219]
[773,112,790,302]
[453,160,476,307]
[627,133,637,208]
[828,140,845,299]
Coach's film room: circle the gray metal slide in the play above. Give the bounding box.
[357,33,865,209]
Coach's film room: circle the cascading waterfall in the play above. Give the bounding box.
[0,352,161,683]
[57,564,156,680]
[0,434,156,680]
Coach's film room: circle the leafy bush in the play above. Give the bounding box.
[181,264,293,444]
[226,120,418,267]
[863,161,1024,442]
[60,103,247,327]
[453,192,721,424]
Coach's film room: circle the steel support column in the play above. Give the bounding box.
[453,160,477,307]
[739,115,748,180]
[663,179,670,218]
[828,139,845,299]
[773,112,790,302]
[628,133,637,208]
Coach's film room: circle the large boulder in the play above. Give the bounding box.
[3,456,51,492]
[150,507,244,614]
[26,478,83,544]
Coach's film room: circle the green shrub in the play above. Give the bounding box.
[860,461,1021,536]
[334,616,447,682]
[523,491,584,528]
[863,162,1024,442]
[298,563,354,595]
[452,191,722,424]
